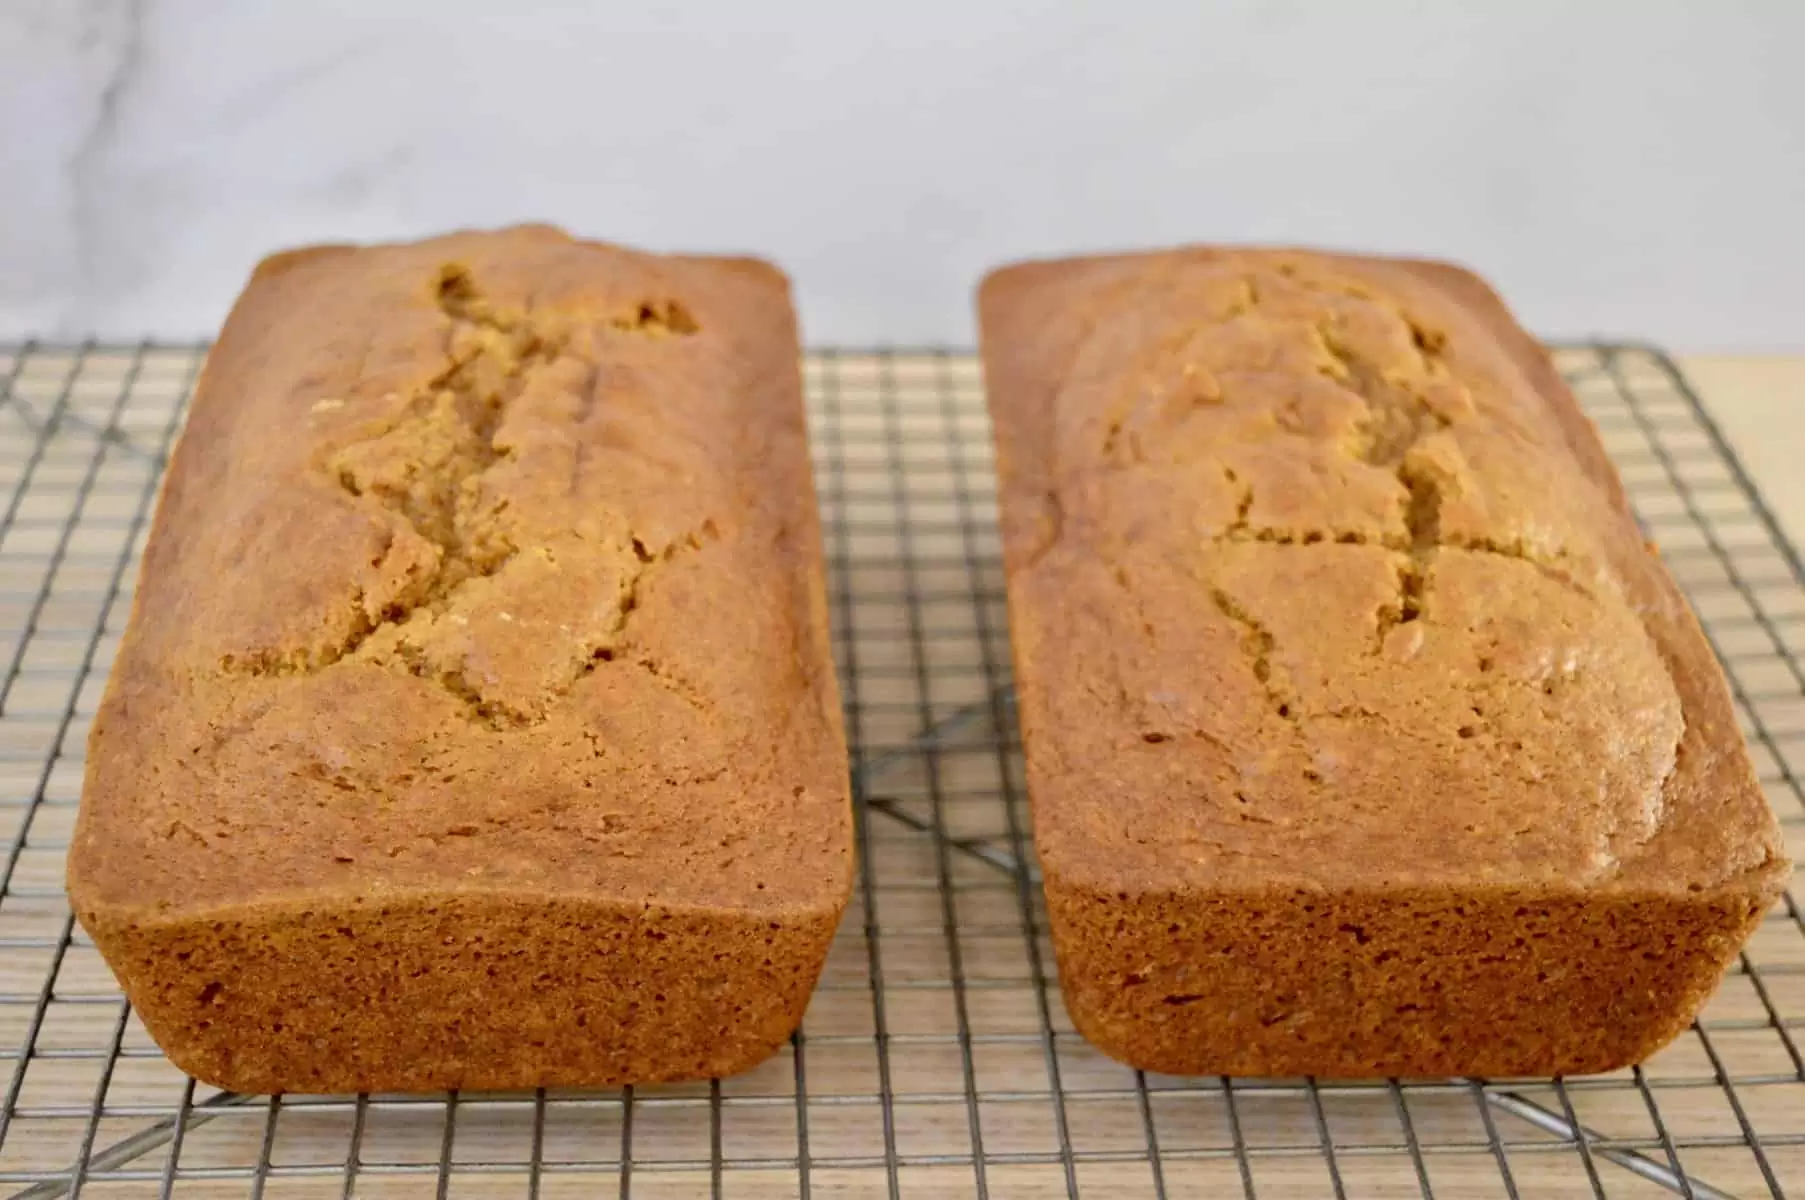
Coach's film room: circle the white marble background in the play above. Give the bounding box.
[2,0,1802,347]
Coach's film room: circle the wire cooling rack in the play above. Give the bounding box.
[0,342,1799,1198]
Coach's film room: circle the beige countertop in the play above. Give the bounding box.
[1682,355,1805,551]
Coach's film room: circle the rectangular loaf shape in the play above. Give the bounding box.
[979,247,1788,1077]
[68,226,853,1092]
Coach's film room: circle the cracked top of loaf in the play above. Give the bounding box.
[70,226,852,916]
[981,247,1787,896]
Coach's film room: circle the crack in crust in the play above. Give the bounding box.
[1059,261,1616,735]
[1062,267,1593,681]
[1209,587,1294,721]
[1313,308,1451,646]
[329,265,555,669]
[220,265,714,729]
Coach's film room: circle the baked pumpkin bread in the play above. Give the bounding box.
[68,226,853,1093]
[979,247,1788,1077]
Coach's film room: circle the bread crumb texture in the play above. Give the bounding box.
[68,227,852,1092]
[981,248,1787,1076]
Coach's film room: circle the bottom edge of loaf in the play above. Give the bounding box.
[1044,875,1771,1079]
[77,889,843,1093]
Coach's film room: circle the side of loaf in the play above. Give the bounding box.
[67,226,853,1093]
[979,247,1788,1077]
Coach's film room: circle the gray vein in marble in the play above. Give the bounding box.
[209,43,371,132]
[68,0,147,303]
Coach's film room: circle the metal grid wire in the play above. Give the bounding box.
[0,341,1799,1198]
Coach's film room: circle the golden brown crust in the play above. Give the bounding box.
[980,245,1786,1076]
[68,226,852,1092]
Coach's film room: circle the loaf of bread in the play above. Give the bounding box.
[979,248,1788,1077]
[68,226,853,1093]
